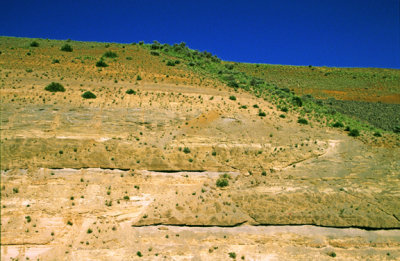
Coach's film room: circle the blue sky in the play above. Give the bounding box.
[1,0,399,68]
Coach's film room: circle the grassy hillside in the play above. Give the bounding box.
[1,36,399,134]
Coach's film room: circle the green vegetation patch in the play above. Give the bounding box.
[45,82,65,92]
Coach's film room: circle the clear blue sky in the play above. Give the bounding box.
[1,0,399,68]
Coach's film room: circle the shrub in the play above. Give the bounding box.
[183,147,191,154]
[297,118,308,125]
[227,81,239,88]
[137,251,143,257]
[229,95,236,101]
[258,111,266,117]
[60,44,73,52]
[45,82,65,92]
[137,75,142,80]
[394,126,400,133]
[166,60,175,66]
[327,251,336,257]
[292,96,303,107]
[52,59,60,64]
[279,114,286,118]
[96,59,108,67]
[87,228,93,234]
[123,195,130,200]
[126,89,136,95]
[332,122,344,128]
[102,51,118,58]
[30,41,39,47]
[150,51,160,56]
[229,252,237,259]
[373,132,382,137]
[82,91,96,99]
[348,129,360,137]
[25,216,31,223]
[216,178,229,187]
[281,107,288,112]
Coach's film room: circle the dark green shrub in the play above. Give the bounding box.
[52,59,60,64]
[174,60,180,64]
[373,132,382,137]
[30,41,39,47]
[227,81,238,88]
[297,118,308,125]
[229,252,237,259]
[137,251,142,257]
[292,96,303,107]
[279,114,286,118]
[45,82,65,92]
[281,107,288,112]
[25,216,31,223]
[96,59,108,67]
[102,51,118,58]
[183,147,191,154]
[136,75,142,80]
[229,95,236,101]
[344,126,351,131]
[126,89,136,95]
[150,51,160,56]
[87,228,93,234]
[394,126,400,133]
[166,60,175,66]
[327,251,336,257]
[82,91,96,99]
[348,129,360,137]
[332,122,344,128]
[216,178,229,187]
[60,44,73,52]
[123,195,130,200]
[258,111,266,117]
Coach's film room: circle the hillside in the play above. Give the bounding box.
[1,37,400,260]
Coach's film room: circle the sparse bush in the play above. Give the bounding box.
[258,111,266,117]
[60,44,73,52]
[166,60,175,66]
[45,82,65,92]
[229,95,236,101]
[297,118,308,125]
[229,252,237,259]
[348,129,360,137]
[292,96,303,107]
[216,178,229,187]
[82,91,96,99]
[96,59,108,67]
[332,122,344,128]
[102,51,117,58]
[373,132,382,137]
[30,41,39,47]
[126,89,136,95]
